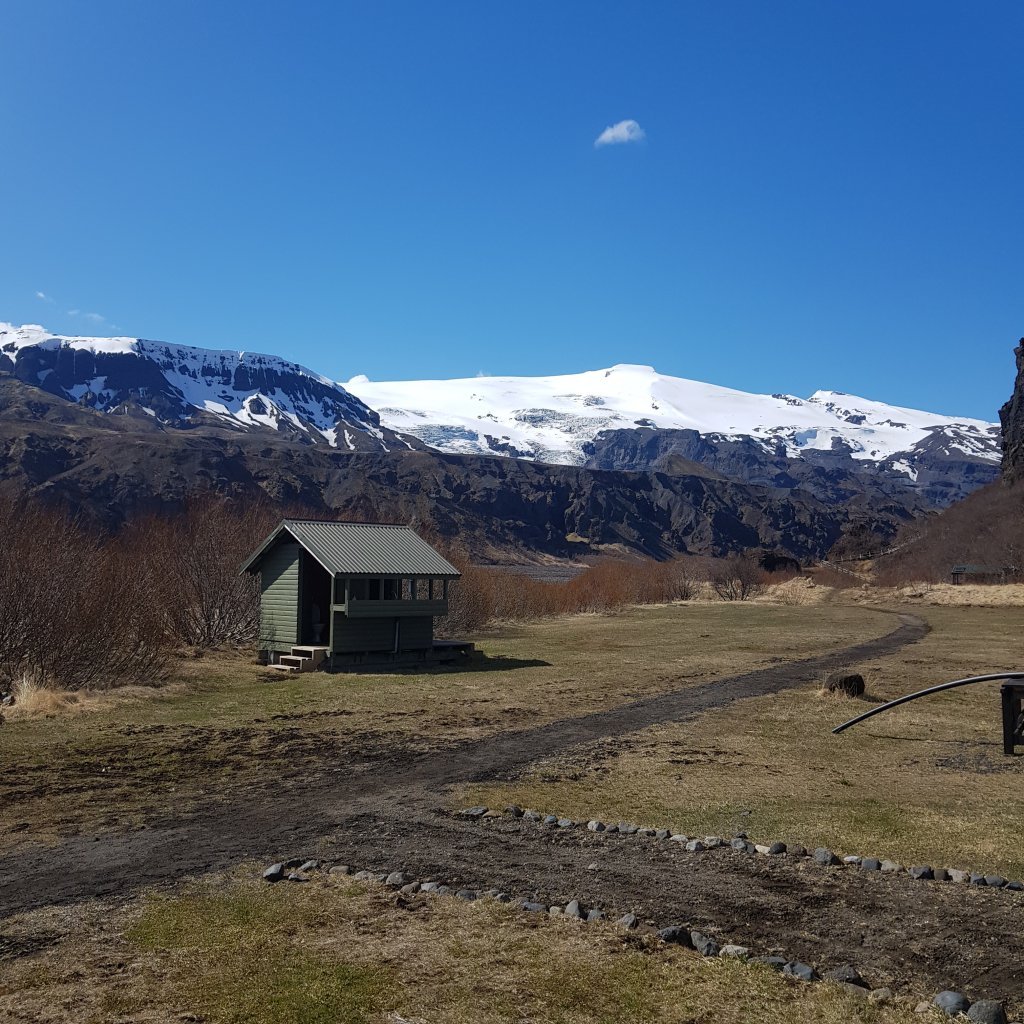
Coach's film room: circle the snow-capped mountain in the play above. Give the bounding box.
[0,323,419,451]
[345,363,999,465]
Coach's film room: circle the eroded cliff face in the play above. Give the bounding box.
[999,339,1024,483]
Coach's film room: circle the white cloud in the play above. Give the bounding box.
[35,290,54,303]
[83,312,106,323]
[67,308,79,316]
[594,119,646,148]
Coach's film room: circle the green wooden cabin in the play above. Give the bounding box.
[239,520,465,671]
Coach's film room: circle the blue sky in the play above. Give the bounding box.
[1,2,1021,419]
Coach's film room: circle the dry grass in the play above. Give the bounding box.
[1,604,894,846]
[461,605,1024,878]
[0,871,934,1024]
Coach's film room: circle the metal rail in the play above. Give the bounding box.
[832,672,1024,734]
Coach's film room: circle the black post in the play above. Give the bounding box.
[1002,684,1023,756]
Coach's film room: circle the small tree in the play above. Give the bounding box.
[711,552,766,601]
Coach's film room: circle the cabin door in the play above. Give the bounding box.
[299,554,332,646]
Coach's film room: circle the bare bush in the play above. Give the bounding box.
[127,497,279,648]
[710,552,767,601]
[0,497,168,690]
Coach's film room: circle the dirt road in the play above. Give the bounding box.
[0,612,926,917]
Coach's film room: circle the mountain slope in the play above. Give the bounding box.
[0,323,421,452]
[0,377,857,560]
[346,364,1000,506]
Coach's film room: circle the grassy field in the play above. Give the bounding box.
[1,869,932,1024]
[2,603,895,846]
[3,598,1022,1023]
[461,606,1024,878]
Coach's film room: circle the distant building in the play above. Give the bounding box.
[949,564,1008,585]
[240,520,468,671]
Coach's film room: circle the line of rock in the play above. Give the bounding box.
[258,850,1013,1024]
[462,805,1024,893]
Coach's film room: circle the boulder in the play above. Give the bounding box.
[767,842,787,855]
[880,860,903,873]
[564,900,583,919]
[984,875,1007,888]
[933,991,972,1016]
[719,944,750,959]
[825,671,865,697]
[824,964,866,987]
[459,806,489,819]
[657,925,692,946]
[909,866,934,880]
[813,847,840,866]
[751,955,787,971]
[967,1000,1008,1024]
[616,913,639,929]
[262,862,285,883]
[860,858,881,871]
[587,820,605,832]
[586,909,606,923]
[505,804,524,817]
[690,931,720,957]
[949,869,970,884]
[783,961,820,982]
[385,871,408,887]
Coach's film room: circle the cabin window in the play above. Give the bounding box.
[368,578,381,600]
[383,579,399,600]
[401,579,413,600]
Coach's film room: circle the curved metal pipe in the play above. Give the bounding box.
[832,672,1024,734]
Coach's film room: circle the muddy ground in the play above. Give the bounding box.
[7,611,1020,1010]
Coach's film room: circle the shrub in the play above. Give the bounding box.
[710,552,766,601]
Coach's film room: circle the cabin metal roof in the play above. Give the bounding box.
[239,520,461,578]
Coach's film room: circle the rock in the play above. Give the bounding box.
[617,913,639,929]
[719,944,750,959]
[823,964,865,987]
[638,828,656,838]
[985,875,1007,888]
[743,841,758,854]
[836,982,870,999]
[655,829,671,840]
[690,931,720,957]
[483,808,503,818]
[543,815,559,825]
[869,988,893,1004]
[933,991,972,1016]
[299,859,320,872]
[618,823,638,835]
[967,1000,1008,1024]
[494,892,511,902]
[455,889,478,901]
[767,842,787,855]
[670,834,689,843]
[586,909,606,922]
[523,810,541,822]
[604,824,619,834]
[262,862,285,883]
[328,865,352,875]
[587,862,599,871]
[751,955,787,971]
[783,961,820,982]
[860,858,881,871]
[504,805,524,817]
[459,806,489,819]
[734,831,748,839]
[789,845,808,857]
[949,869,970,883]
[386,871,408,887]
[909,866,934,880]
[557,818,575,829]
[400,882,421,895]
[564,900,583,919]
[933,868,950,882]
[587,820,605,832]
[730,837,748,851]
[284,858,305,868]
[435,885,452,895]
[420,881,440,892]
[352,870,377,881]
[522,901,547,913]
[704,836,725,848]
[286,872,308,882]
[686,840,706,852]
[880,860,903,873]
[970,873,987,886]
[1005,880,1023,891]
[825,671,866,697]
[657,925,692,945]
[813,847,840,866]
[755,844,771,855]
[548,906,563,918]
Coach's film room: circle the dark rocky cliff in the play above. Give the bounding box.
[999,338,1024,483]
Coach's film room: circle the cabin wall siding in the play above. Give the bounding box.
[260,541,300,652]
[330,614,434,654]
